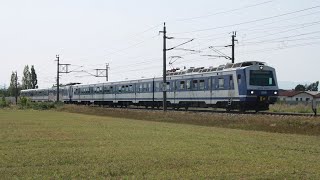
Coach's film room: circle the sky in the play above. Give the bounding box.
[0,0,319,89]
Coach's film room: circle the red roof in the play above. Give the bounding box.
[279,90,320,98]
[279,90,301,97]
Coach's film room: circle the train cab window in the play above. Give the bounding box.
[187,80,191,90]
[180,81,185,90]
[218,78,224,89]
[192,80,198,90]
[237,74,242,85]
[249,70,275,86]
[199,80,205,90]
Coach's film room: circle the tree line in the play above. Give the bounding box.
[294,81,319,91]
[1,65,38,97]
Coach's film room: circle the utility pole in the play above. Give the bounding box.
[231,31,237,64]
[15,71,18,105]
[95,63,109,81]
[55,55,70,102]
[106,63,109,81]
[160,22,167,111]
[56,55,60,102]
[159,23,192,111]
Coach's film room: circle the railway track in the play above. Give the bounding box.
[93,105,319,117]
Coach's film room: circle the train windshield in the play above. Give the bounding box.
[249,70,275,86]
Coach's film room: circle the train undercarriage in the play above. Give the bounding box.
[63,97,274,112]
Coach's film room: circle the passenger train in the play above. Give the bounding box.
[20,61,279,112]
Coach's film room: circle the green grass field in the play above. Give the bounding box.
[1,109,320,179]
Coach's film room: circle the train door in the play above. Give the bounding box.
[173,80,176,104]
[209,77,212,105]
[68,86,73,102]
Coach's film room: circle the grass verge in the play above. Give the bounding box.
[269,103,320,113]
[58,105,320,136]
[0,109,320,179]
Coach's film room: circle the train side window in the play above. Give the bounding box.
[212,78,215,89]
[139,84,143,92]
[218,78,224,89]
[229,76,234,89]
[143,83,147,92]
[208,78,211,90]
[107,86,110,94]
[237,74,242,85]
[199,80,205,90]
[110,86,114,93]
[155,82,160,92]
[173,81,177,91]
[187,80,191,90]
[192,80,198,90]
[148,83,152,92]
[129,85,133,92]
[166,82,170,91]
[180,81,185,90]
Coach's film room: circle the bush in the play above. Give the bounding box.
[0,96,9,108]
[18,97,63,110]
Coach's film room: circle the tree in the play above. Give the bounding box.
[22,65,31,89]
[294,84,306,91]
[8,71,18,96]
[30,65,38,89]
[306,81,319,91]
[0,89,8,97]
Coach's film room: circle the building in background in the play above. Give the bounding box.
[278,90,320,104]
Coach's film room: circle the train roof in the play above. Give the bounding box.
[21,61,269,91]
[166,61,266,76]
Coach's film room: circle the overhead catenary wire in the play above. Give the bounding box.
[243,20,320,41]
[171,10,320,42]
[238,41,320,55]
[170,5,320,34]
[174,0,274,22]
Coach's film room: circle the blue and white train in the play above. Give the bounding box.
[20,61,279,111]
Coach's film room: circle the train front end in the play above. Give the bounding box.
[239,62,278,111]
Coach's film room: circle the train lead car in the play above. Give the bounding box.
[21,61,279,112]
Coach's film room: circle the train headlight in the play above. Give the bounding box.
[251,91,254,94]
[259,65,264,70]
[274,91,278,95]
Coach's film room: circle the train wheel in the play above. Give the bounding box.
[239,107,246,113]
